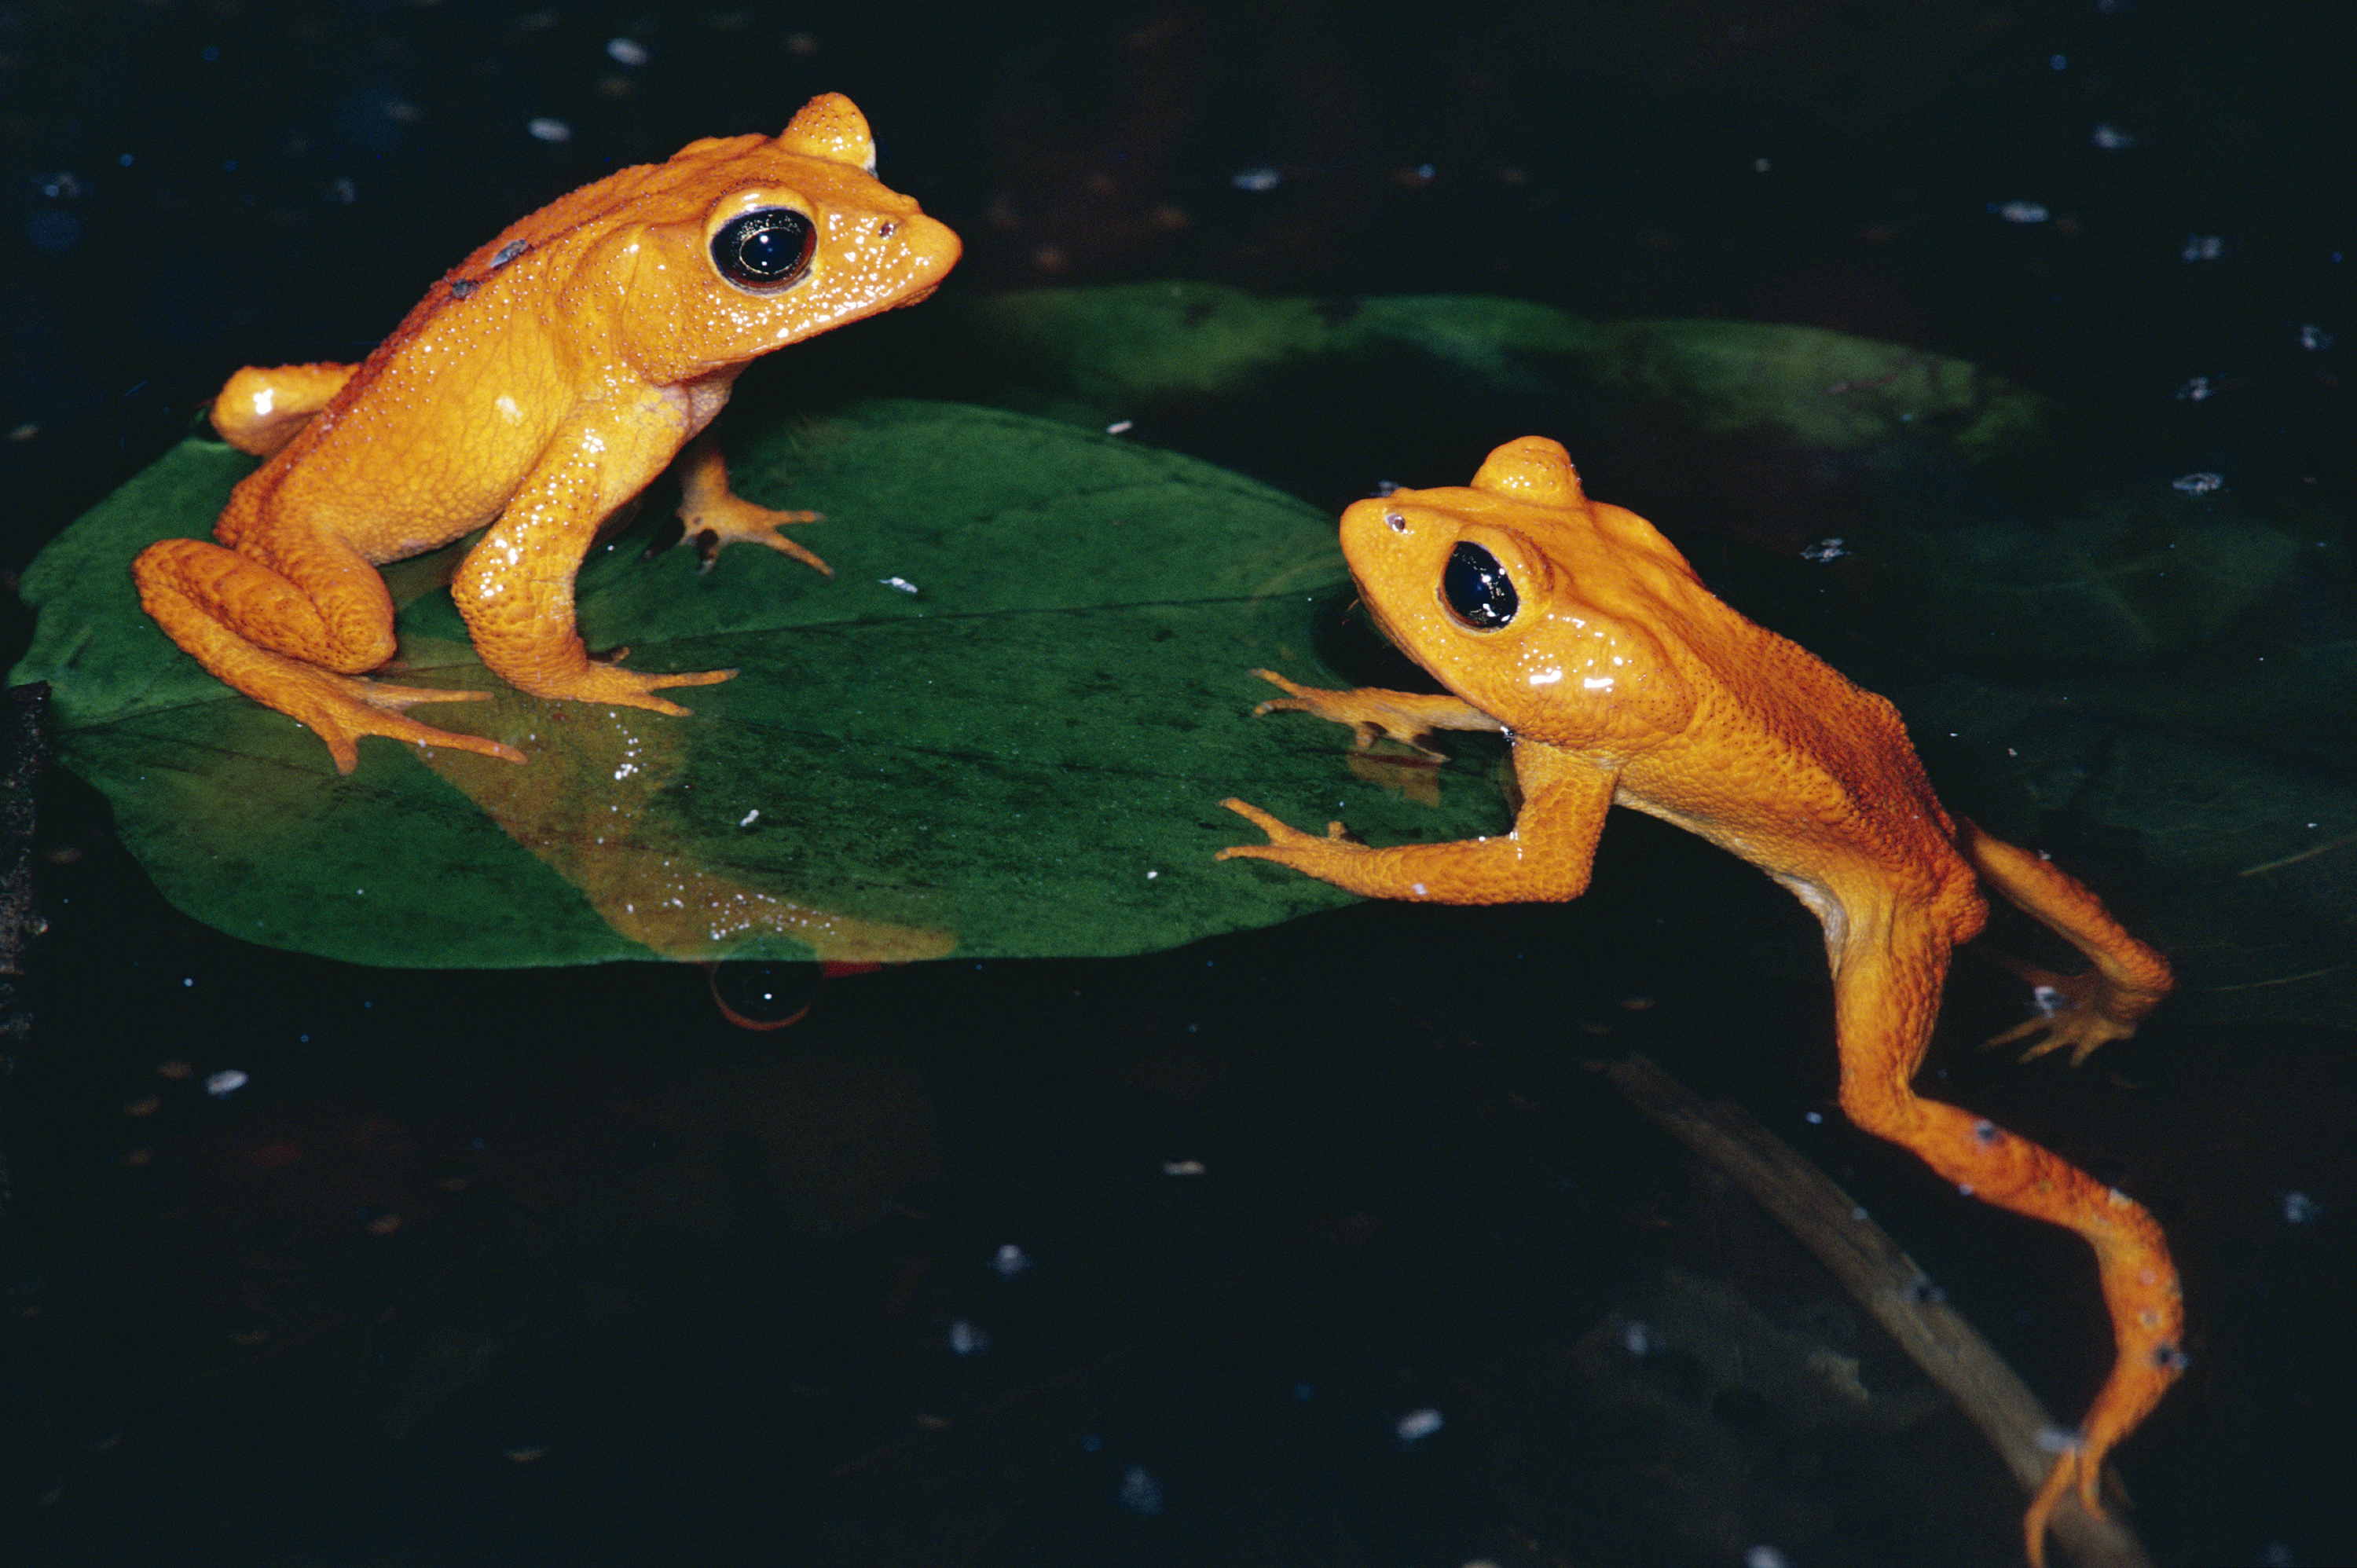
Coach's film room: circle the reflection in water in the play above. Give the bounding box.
[1346,746,1443,808]
[419,691,955,964]
[703,959,819,1031]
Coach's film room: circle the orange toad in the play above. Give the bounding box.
[135,93,960,772]
[1220,436,2179,1566]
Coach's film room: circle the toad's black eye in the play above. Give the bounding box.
[1441,541,1518,628]
[712,209,816,290]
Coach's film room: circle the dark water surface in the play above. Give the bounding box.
[4,4,2351,1565]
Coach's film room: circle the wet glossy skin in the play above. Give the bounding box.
[1222,435,2179,1567]
[134,93,960,772]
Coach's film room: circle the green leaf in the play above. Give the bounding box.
[13,401,1516,968]
[971,282,2051,460]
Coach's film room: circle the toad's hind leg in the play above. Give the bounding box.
[133,532,522,775]
[210,362,359,456]
[1827,920,2183,1568]
[1961,819,2175,1065]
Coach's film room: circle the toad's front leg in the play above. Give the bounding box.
[1244,668,1503,757]
[454,423,736,713]
[1220,742,1617,904]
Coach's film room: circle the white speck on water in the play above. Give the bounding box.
[1230,167,1281,192]
[527,118,572,144]
[1395,1408,1444,1442]
[1118,1464,1164,1515]
[205,1069,248,1098]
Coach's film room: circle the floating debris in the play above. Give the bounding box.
[1117,1464,1164,1515]
[1395,1407,1444,1442]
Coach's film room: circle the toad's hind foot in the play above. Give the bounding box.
[1959,820,2172,1068]
[275,667,522,775]
[2023,1310,2185,1568]
[1983,955,2152,1066]
[675,436,830,577]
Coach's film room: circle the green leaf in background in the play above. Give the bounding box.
[11,400,1515,968]
[971,281,2050,461]
[965,284,2341,683]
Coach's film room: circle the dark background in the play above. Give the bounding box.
[2,3,2351,1565]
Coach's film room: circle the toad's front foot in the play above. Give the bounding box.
[1215,797,1369,877]
[1246,669,1449,757]
[676,437,830,577]
[526,656,738,716]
